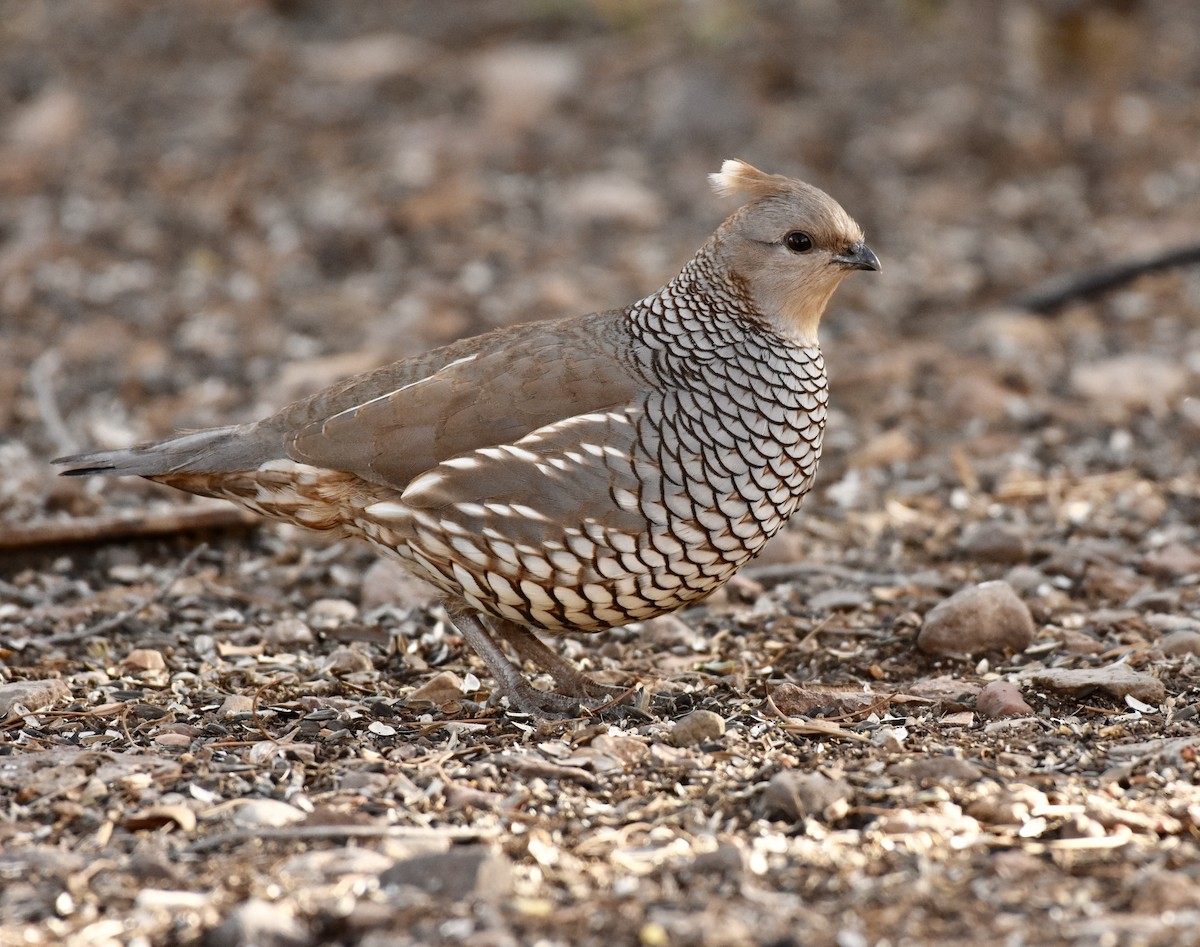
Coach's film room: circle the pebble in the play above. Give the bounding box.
[888,757,984,786]
[849,428,916,469]
[380,846,512,900]
[123,803,197,833]
[966,785,1049,826]
[770,682,878,717]
[277,847,395,885]
[1057,628,1105,654]
[1003,565,1048,595]
[1160,631,1200,657]
[218,694,256,718]
[153,732,193,749]
[123,648,167,672]
[943,373,1016,422]
[360,558,439,611]
[975,680,1033,718]
[9,87,85,152]
[589,734,651,767]
[232,799,306,828]
[301,33,428,84]
[637,614,701,650]
[669,709,726,747]
[208,897,308,947]
[759,771,852,821]
[1142,542,1200,578]
[473,43,581,134]
[959,521,1031,563]
[323,646,374,675]
[0,679,70,716]
[807,586,872,611]
[262,618,314,647]
[307,598,358,629]
[559,173,666,228]
[1130,870,1200,914]
[917,581,1035,657]
[1070,354,1187,420]
[1025,665,1166,703]
[688,841,744,881]
[408,671,465,704]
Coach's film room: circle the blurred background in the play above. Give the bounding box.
[2,0,1199,543]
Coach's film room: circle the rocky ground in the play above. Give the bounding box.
[2,2,1200,945]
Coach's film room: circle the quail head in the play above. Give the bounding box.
[55,159,880,718]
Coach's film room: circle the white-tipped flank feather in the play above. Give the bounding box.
[709,159,790,198]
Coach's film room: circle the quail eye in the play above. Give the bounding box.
[784,231,814,253]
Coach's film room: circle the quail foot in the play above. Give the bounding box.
[55,159,880,718]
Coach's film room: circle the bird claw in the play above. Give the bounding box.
[495,677,643,721]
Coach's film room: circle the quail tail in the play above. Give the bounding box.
[53,423,281,477]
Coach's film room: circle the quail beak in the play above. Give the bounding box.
[833,242,881,273]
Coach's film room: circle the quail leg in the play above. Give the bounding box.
[491,617,632,704]
[444,609,582,718]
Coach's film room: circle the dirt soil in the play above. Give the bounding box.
[2,2,1200,945]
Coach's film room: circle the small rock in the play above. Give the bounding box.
[323,646,374,675]
[906,676,981,702]
[849,428,917,469]
[134,889,210,911]
[262,618,314,647]
[976,680,1033,718]
[308,598,358,629]
[123,648,167,672]
[408,671,465,704]
[1130,870,1200,913]
[1004,565,1049,595]
[380,846,511,900]
[967,785,1049,826]
[559,173,666,228]
[1160,631,1200,657]
[1070,354,1187,419]
[1058,628,1105,654]
[589,734,651,766]
[918,581,1035,657]
[770,682,878,717]
[232,799,307,829]
[301,33,428,84]
[639,614,701,649]
[1025,664,1166,703]
[473,43,581,134]
[943,374,1017,422]
[360,558,439,611]
[759,771,852,821]
[688,841,744,880]
[1147,614,1200,634]
[888,757,984,786]
[209,897,308,947]
[277,847,395,885]
[218,694,256,718]
[153,732,193,748]
[123,804,197,833]
[807,586,872,611]
[1142,542,1200,578]
[959,521,1031,564]
[8,87,85,152]
[670,709,726,747]
[0,679,70,716]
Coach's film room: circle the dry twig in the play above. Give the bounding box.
[1012,240,1200,313]
[0,506,258,551]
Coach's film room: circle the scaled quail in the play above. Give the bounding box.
[55,160,880,718]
